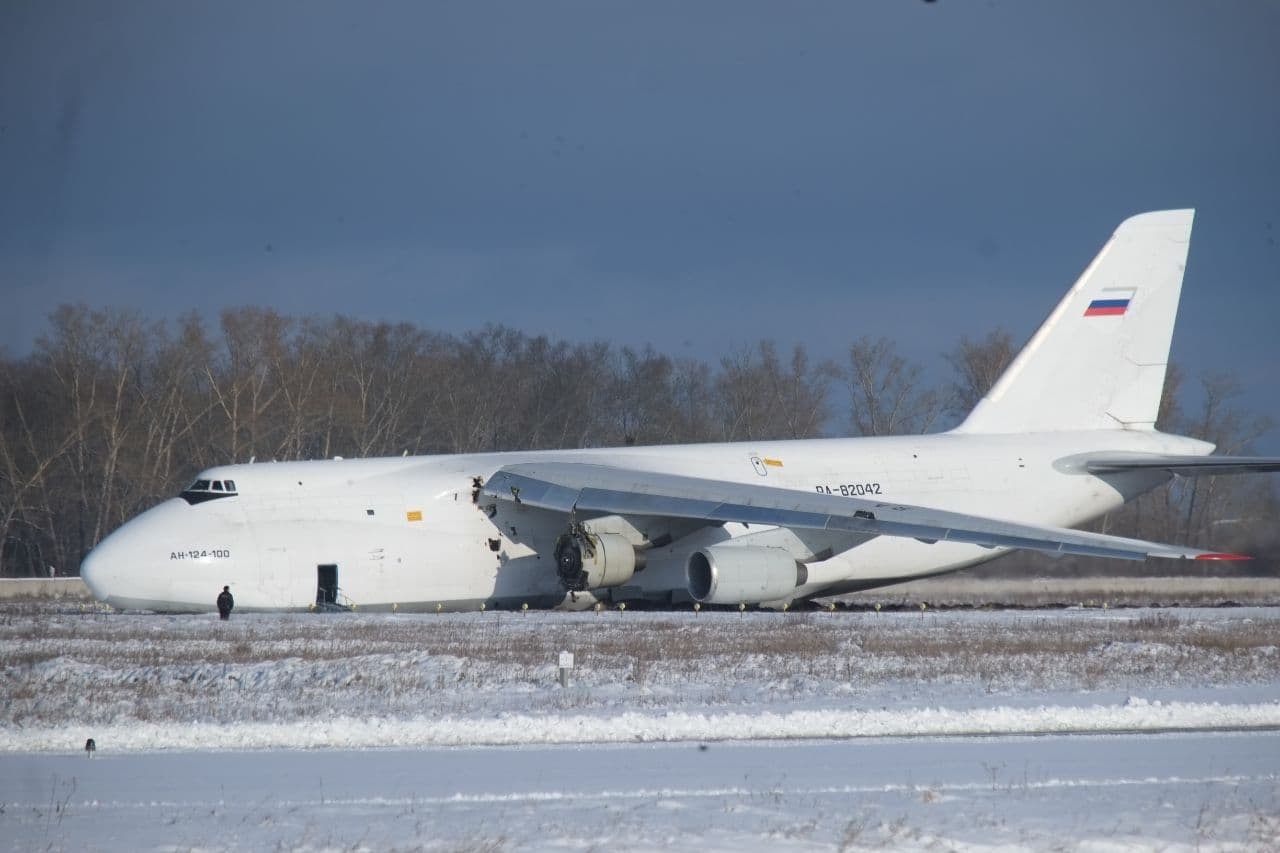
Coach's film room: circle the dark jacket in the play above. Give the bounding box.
[216,589,234,613]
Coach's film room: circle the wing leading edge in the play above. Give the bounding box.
[481,462,1247,563]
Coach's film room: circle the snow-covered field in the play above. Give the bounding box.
[5,603,1279,745]
[7,734,1279,852]
[3,603,1278,850]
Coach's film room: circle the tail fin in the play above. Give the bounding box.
[957,209,1194,434]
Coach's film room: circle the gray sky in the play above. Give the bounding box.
[2,1,1278,447]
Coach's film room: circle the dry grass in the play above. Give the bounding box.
[836,576,1280,608]
[2,602,1277,727]
[0,609,840,670]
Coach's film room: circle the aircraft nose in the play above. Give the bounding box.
[81,499,198,608]
[79,543,107,601]
[80,514,143,606]
[81,497,251,611]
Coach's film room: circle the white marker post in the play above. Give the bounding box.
[558,650,574,688]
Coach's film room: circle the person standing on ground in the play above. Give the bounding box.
[216,585,234,620]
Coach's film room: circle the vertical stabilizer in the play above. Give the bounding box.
[957,209,1194,434]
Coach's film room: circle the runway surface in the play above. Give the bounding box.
[5,731,1277,851]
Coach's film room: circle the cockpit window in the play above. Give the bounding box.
[180,477,239,505]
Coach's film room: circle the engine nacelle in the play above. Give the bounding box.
[555,532,638,591]
[686,545,801,605]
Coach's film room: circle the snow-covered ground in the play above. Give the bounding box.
[3,604,1278,850]
[7,734,1279,852]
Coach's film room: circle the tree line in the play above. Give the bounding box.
[1,304,1274,578]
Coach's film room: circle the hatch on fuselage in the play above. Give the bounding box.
[316,564,339,608]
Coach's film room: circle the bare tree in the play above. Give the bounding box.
[669,358,717,444]
[716,341,833,441]
[35,306,159,563]
[327,319,434,458]
[134,312,216,488]
[611,347,682,446]
[0,359,77,575]
[206,307,289,462]
[841,337,944,436]
[945,329,1015,418]
[1176,372,1274,549]
[269,317,337,460]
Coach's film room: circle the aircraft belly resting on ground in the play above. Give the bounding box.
[80,210,1278,612]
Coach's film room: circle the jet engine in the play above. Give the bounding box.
[686,545,802,605]
[555,531,640,591]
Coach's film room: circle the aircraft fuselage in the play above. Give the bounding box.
[81,429,1206,612]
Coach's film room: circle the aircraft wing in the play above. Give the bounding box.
[481,462,1247,562]
[1085,455,1280,476]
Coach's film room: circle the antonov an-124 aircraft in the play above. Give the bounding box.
[82,210,1280,612]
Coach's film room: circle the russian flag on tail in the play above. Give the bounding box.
[1084,288,1136,317]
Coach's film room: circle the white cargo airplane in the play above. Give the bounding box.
[82,210,1279,612]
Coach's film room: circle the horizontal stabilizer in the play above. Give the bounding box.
[1085,455,1280,476]
[482,462,1248,564]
